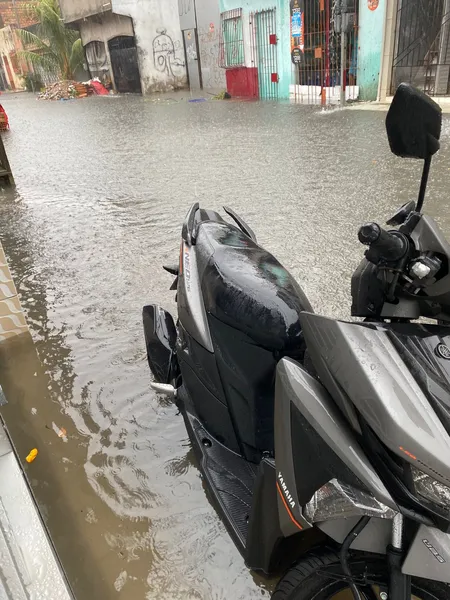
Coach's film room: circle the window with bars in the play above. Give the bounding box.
[219,8,245,68]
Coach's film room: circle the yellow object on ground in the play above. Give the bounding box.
[26,448,38,463]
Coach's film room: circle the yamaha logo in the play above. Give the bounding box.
[435,343,450,360]
[278,472,296,509]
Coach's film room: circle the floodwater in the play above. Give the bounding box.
[1,92,450,600]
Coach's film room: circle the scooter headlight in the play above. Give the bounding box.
[412,466,450,509]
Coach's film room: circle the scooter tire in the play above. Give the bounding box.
[272,550,450,600]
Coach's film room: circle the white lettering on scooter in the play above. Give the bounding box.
[422,539,446,564]
[278,471,296,509]
[184,249,191,291]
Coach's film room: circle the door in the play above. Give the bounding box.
[184,29,202,90]
[108,36,142,94]
[250,9,278,99]
[391,0,448,95]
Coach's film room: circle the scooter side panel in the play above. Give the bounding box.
[275,358,395,510]
[402,524,450,584]
[177,240,214,352]
[318,517,392,555]
[274,361,312,537]
[299,313,450,486]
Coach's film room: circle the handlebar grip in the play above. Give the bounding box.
[358,222,408,261]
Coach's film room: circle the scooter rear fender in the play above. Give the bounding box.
[142,304,178,384]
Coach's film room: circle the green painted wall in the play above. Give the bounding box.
[220,0,291,99]
[357,0,386,101]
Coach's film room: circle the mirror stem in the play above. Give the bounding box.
[416,155,432,213]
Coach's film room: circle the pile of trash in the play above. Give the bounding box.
[38,80,82,100]
[38,78,110,100]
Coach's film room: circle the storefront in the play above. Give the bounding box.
[289,0,359,104]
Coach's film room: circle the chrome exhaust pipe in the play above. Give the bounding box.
[150,382,177,399]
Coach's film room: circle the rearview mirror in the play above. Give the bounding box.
[386,83,442,159]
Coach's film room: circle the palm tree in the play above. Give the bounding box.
[17,0,83,81]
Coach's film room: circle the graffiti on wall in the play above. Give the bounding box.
[198,24,225,88]
[290,0,304,64]
[153,29,185,76]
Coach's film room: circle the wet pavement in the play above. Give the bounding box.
[1,91,450,600]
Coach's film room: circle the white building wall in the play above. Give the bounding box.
[80,12,134,46]
[112,0,187,93]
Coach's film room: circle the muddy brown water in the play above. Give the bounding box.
[1,92,450,600]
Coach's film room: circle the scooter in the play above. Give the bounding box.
[143,84,450,600]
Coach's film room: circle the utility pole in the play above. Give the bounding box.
[340,29,346,106]
[334,0,355,107]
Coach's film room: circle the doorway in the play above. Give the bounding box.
[108,36,142,94]
[391,0,450,95]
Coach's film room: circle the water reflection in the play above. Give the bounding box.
[0,93,450,599]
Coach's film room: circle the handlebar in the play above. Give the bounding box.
[358,222,408,262]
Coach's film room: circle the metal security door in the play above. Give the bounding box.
[391,0,450,95]
[184,29,202,90]
[108,36,142,94]
[250,8,278,99]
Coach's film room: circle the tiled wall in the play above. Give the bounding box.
[0,241,28,341]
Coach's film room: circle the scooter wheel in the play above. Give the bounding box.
[272,550,449,599]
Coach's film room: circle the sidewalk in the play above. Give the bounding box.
[0,414,74,599]
[0,241,74,599]
[346,96,450,113]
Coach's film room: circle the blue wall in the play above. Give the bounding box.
[357,0,386,101]
[220,0,291,98]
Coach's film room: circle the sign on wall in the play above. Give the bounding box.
[290,0,304,64]
[367,0,379,10]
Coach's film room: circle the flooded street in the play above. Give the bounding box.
[1,92,450,600]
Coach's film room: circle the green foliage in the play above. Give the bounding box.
[22,71,43,91]
[17,0,84,81]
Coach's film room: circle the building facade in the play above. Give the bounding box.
[0,0,40,90]
[113,0,186,93]
[59,0,187,94]
[178,0,226,91]
[214,0,360,102]
[217,0,291,99]
[363,0,450,101]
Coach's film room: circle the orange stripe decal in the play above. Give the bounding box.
[276,482,303,531]
[400,446,417,461]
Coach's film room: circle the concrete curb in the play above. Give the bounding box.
[0,242,29,341]
[345,96,450,113]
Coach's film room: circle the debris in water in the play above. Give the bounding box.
[114,571,128,592]
[52,422,68,442]
[26,448,38,463]
[38,78,109,101]
[212,90,231,100]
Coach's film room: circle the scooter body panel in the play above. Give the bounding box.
[299,313,450,486]
[275,358,396,514]
[402,524,450,583]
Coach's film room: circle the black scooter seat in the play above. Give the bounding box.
[196,221,313,352]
